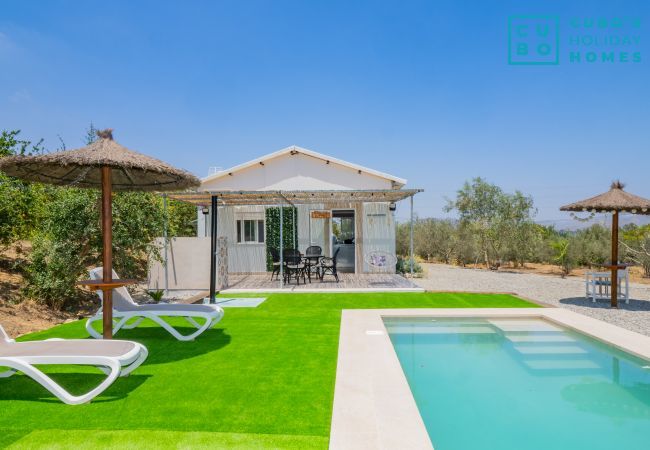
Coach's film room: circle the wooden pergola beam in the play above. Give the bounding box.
[168,189,423,206]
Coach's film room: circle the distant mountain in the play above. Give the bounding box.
[537,214,650,231]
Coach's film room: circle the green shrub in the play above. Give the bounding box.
[396,256,423,275]
[147,289,165,303]
[25,189,170,309]
[25,189,98,309]
[551,238,574,277]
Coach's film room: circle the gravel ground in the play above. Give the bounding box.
[414,263,650,337]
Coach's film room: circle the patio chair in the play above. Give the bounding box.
[269,248,282,280]
[320,247,341,282]
[305,246,323,280]
[86,267,224,341]
[0,323,147,405]
[283,249,307,284]
[585,268,630,304]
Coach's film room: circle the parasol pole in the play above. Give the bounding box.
[101,166,114,339]
[611,211,619,308]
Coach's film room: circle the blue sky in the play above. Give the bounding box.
[1,0,648,222]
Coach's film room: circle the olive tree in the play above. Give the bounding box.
[621,224,650,277]
[446,177,538,269]
[413,218,458,263]
[570,224,610,267]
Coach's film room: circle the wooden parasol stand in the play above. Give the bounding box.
[76,167,136,338]
[610,210,619,308]
[101,166,114,338]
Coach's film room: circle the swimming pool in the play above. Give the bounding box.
[385,317,650,450]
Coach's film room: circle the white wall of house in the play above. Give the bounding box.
[361,202,396,273]
[198,203,318,274]
[194,200,395,275]
[297,203,325,253]
[198,205,267,273]
[150,201,397,289]
[202,151,395,192]
[149,237,210,290]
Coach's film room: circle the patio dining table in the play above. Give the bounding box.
[585,262,631,304]
[303,254,323,281]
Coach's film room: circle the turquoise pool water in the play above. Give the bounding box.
[385,317,650,450]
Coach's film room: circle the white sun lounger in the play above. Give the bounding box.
[86,267,224,341]
[0,324,147,405]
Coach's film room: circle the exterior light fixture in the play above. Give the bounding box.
[201,206,209,215]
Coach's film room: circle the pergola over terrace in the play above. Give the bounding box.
[169,188,423,301]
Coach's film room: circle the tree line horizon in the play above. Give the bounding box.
[396,177,650,278]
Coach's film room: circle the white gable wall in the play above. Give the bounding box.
[202,152,394,191]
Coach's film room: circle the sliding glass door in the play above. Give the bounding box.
[331,210,355,272]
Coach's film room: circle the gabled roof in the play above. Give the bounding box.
[201,145,407,188]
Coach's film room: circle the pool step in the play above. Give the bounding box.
[513,345,588,355]
[505,334,576,343]
[507,337,600,372]
[488,319,563,333]
[386,325,496,335]
[523,359,601,371]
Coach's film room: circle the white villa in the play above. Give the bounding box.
[150,145,420,293]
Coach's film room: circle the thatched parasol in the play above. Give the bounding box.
[560,181,650,307]
[0,129,200,338]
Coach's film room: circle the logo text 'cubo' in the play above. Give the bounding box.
[508,16,559,65]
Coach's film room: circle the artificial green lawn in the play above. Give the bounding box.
[0,292,538,449]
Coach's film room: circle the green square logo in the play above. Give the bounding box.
[508,16,559,65]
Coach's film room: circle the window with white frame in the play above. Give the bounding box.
[236,218,265,244]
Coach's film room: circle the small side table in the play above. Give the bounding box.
[76,279,137,291]
[76,278,138,339]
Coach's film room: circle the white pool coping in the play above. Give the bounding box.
[329,308,650,450]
